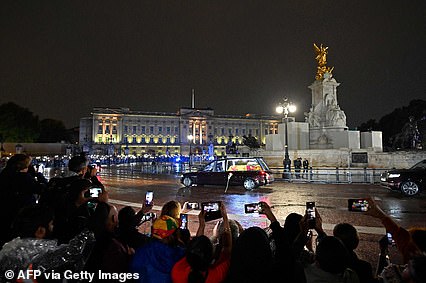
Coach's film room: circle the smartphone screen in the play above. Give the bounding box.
[244,203,261,213]
[306,202,316,228]
[201,201,222,222]
[145,191,154,206]
[180,213,188,229]
[89,187,102,198]
[348,199,369,212]
[187,202,200,210]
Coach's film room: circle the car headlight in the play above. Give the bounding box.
[388,173,400,178]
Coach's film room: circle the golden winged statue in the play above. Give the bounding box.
[314,43,334,80]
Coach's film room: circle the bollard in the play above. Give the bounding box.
[336,167,339,182]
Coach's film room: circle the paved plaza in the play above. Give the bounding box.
[94,166,426,270]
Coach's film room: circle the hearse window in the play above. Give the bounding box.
[227,158,263,171]
[215,160,225,172]
[204,162,214,172]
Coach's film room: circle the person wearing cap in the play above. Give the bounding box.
[131,214,185,283]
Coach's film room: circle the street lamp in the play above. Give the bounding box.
[187,134,194,170]
[276,97,296,179]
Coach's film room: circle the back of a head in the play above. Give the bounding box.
[118,206,137,231]
[68,179,92,203]
[186,235,213,283]
[283,213,303,242]
[316,236,350,274]
[6,154,32,172]
[333,223,359,251]
[68,155,88,173]
[160,200,181,219]
[89,202,111,237]
[409,228,426,253]
[229,226,273,282]
[408,255,426,283]
[12,205,54,238]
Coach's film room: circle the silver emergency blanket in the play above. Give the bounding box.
[0,230,95,282]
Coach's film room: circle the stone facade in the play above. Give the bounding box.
[79,107,281,156]
[260,148,426,169]
[266,74,382,151]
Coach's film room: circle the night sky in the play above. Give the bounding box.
[1,1,425,128]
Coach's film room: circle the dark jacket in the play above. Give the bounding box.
[0,170,44,245]
[130,240,185,283]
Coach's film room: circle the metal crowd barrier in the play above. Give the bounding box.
[101,163,387,185]
[269,167,387,184]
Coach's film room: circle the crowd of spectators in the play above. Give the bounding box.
[0,153,425,283]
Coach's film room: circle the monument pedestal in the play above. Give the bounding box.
[309,127,360,149]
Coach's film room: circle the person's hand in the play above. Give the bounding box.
[259,201,277,223]
[314,208,324,234]
[198,210,206,226]
[98,189,109,203]
[299,214,310,236]
[364,197,386,219]
[306,230,315,252]
[220,202,228,220]
[141,200,153,214]
[76,188,91,207]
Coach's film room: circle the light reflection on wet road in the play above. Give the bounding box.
[95,166,426,268]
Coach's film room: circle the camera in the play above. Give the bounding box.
[201,201,222,222]
[145,191,154,206]
[244,203,263,214]
[180,213,188,229]
[84,187,102,198]
[187,202,200,210]
[306,202,316,229]
[347,199,369,212]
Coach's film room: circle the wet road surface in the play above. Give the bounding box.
[95,165,426,270]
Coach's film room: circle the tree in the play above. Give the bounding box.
[0,102,40,142]
[357,99,426,150]
[37,119,70,143]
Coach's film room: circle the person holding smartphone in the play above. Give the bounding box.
[365,197,426,264]
[172,202,232,283]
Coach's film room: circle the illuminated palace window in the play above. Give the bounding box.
[86,107,280,152]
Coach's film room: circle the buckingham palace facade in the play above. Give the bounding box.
[79,107,280,156]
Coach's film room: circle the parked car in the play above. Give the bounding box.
[181,157,274,191]
[380,159,426,196]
